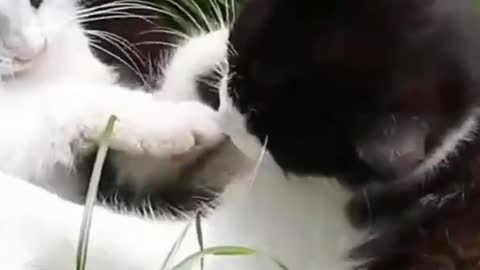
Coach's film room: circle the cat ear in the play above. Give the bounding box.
[355,115,429,180]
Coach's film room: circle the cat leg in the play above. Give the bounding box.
[90,100,224,162]
[155,28,229,102]
[53,84,226,162]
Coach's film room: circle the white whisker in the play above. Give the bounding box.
[248,136,269,189]
[86,29,146,70]
[89,40,148,86]
[224,0,231,26]
[77,1,181,23]
[78,14,155,24]
[210,0,225,28]
[197,78,220,92]
[230,0,237,24]
[138,27,189,40]
[186,0,214,32]
[134,41,179,48]
[161,0,203,32]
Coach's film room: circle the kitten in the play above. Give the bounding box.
[0,0,225,204]
[1,0,480,270]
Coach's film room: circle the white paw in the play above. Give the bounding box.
[110,100,226,162]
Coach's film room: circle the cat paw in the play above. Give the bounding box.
[110,100,226,162]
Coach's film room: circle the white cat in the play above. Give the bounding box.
[0,0,225,202]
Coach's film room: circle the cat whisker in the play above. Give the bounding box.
[160,0,204,33]
[210,57,231,90]
[77,0,139,15]
[134,41,179,48]
[77,14,155,25]
[227,0,240,25]
[227,41,237,57]
[184,0,215,33]
[224,0,231,27]
[145,49,171,83]
[77,5,150,17]
[88,40,148,86]
[209,0,225,29]
[197,62,230,93]
[248,136,269,189]
[86,30,151,86]
[77,0,177,17]
[86,29,146,68]
[138,27,190,42]
[197,78,221,93]
[76,1,180,23]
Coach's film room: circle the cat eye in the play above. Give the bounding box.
[30,0,43,9]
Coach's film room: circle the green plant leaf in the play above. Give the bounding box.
[76,115,118,270]
[171,246,289,270]
[160,219,196,270]
[195,213,205,270]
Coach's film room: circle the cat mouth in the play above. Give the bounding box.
[11,58,35,72]
[0,58,35,77]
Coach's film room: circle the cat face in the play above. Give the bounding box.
[223,0,480,186]
[0,0,82,75]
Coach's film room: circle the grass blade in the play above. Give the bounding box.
[195,213,205,270]
[160,218,195,270]
[171,246,289,270]
[76,115,118,270]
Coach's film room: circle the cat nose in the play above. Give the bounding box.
[12,38,47,63]
[5,27,47,63]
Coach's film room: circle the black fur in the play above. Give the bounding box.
[196,70,222,110]
[227,0,480,268]
[228,0,480,184]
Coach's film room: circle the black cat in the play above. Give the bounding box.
[224,0,480,268]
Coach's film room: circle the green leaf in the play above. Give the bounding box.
[160,219,196,270]
[171,246,289,270]
[195,214,205,270]
[76,115,118,270]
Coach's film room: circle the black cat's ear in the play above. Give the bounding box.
[355,116,429,180]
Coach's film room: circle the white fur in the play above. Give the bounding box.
[155,28,230,102]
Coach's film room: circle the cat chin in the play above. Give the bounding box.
[0,60,36,78]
